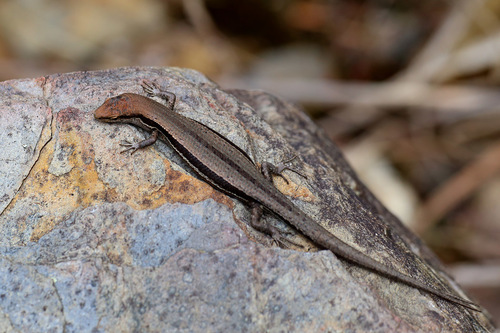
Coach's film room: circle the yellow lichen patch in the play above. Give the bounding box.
[5,107,233,243]
[126,158,231,211]
[91,134,231,211]
[14,111,111,242]
[272,176,315,203]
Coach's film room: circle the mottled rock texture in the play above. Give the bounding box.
[0,67,494,332]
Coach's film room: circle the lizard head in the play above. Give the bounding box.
[94,94,135,122]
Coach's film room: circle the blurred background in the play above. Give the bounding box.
[0,0,499,321]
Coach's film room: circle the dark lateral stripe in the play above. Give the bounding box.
[170,117,262,186]
[140,115,294,211]
[177,120,295,208]
[141,114,259,189]
[190,118,255,165]
[175,119,297,210]
[157,125,255,202]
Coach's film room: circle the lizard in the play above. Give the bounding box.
[94,80,480,311]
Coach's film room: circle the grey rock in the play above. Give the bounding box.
[0,67,494,332]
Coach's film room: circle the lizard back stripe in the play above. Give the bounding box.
[155,123,255,202]
[167,116,295,211]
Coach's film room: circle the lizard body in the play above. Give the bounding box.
[94,82,479,311]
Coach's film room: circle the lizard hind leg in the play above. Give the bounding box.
[249,204,304,249]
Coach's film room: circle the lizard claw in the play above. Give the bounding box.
[141,80,176,107]
[141,80,160,97]
[276,155,307,179]
[119,140,140,155]
[261,154,307,184]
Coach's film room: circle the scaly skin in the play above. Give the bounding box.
[94,82,480,311]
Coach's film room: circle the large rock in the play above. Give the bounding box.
[0,67,494,332]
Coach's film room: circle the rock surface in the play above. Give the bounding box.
[0,67,494,332]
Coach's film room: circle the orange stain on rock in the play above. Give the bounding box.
[5,107,232,243]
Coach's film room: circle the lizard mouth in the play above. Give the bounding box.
[94,103,119,121]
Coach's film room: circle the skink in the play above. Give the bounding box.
[94,81,479,311]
